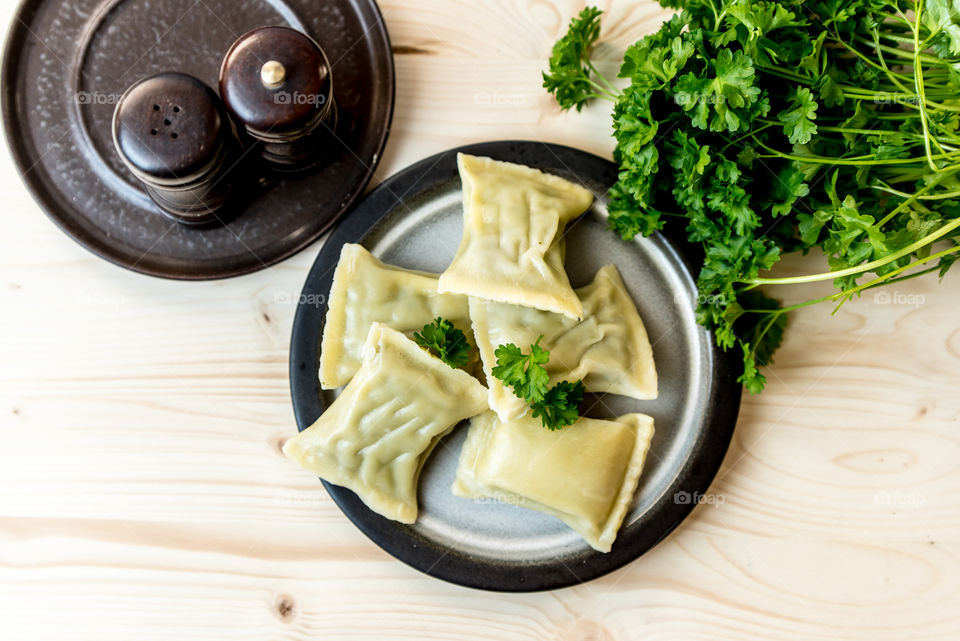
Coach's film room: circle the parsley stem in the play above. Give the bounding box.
[719,123,773,153]
[741,291,841,316]
[748,312,783,363]
[705,0,728,31]
[741,246,960,319]
[755,149,960,166]
[744,216,960,287]
[755,120,958,146]
[870,184,960,201]
[856,36,950,65]
[586,61,621,97]
[872,263,943,286]
[755,63,949,106]
[831,243,960,312]
[870,113,922,120]
[912,0,940,172]
[835,31,912,93]
[586,89,617,103]
[874,169,952,227]
[585,77,618,102]
[750,131,960,164]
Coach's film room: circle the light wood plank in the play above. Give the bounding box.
[1,0,959,639]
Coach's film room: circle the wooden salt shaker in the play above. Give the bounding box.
[112,72,240,226]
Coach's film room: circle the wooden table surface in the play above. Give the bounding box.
[2,1,959,639]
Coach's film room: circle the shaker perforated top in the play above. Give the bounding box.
[112,72,227,181]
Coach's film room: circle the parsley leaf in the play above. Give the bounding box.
[766,162,810,217]
[674,49,762,133]
[491,337,550,404]
[531,380,585,431]
[727,1,801,40]
[492,338,585,430]
[613,87,659,160]
[778,87,819,144]
[607,180,665,240]
[413,318,471,369]
[619,14,694,89]
[923,0,960,56]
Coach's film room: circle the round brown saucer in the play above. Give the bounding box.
[2,0,394,279]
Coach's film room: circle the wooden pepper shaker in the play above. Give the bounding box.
[219,26,336,171]
[112,72,241,226]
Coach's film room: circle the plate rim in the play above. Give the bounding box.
[289,140,741,592]
[0,0,396,280]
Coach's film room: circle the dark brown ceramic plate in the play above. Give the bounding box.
[289,141,741,592]
[1,0,394,279]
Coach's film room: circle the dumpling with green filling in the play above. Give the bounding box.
[453,410,655,553]
[285,323,489,523]
[437,154,594,319]
[319,243,473,389]
[470,264,658,422]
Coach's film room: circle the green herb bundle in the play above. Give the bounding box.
[544,1,960,392]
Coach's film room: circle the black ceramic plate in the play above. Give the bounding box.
[2,0,393,279]
[290,141,741,592]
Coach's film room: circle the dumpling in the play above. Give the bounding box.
[319,243,472,389]
[285,323,489,523]
[470,264,658,422]
[437,154,594,319]
[452,411,655,553]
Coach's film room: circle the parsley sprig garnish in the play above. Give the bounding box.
[531,380,585,432]
[413,318,471,369]
[542,7,618,110]
[492,337,585,431]
[544,2,960,393]
[491,337,550,402]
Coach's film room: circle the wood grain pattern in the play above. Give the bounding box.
[1,1,959,639]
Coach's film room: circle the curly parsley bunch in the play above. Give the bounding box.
[545,1,960,392]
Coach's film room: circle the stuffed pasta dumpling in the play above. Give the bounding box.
[470,264,658,421]
[286,324,489,523]
[319,243,472,389]
[453,410,655,552]
[437,154,593,319]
